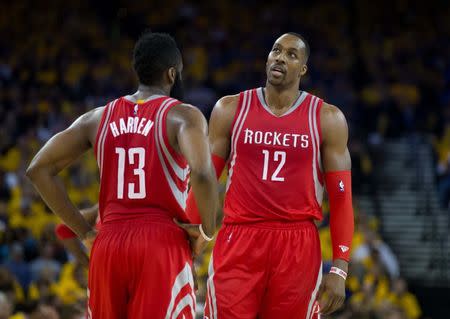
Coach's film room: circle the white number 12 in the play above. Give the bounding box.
[262,150,286,182]
[115,147,146,199]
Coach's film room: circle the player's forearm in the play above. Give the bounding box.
[326,170,354,262]
[189,168,218,237]
[60,237,89,267]
[185,154,226,223]
[26,168,93,238]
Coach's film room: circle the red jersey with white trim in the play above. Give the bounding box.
[223,87,324,224]
[94,95,190,224]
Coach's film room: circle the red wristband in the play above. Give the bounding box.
[55,224,77,240]
[185,154,226,224]
[325,170,354,262]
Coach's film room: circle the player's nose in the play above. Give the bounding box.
[275,54,287,64]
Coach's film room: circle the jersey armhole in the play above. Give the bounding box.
[316,98,324,183]
[93,103,111,162]
[316,98,323,147]
[228,92,245,138]
[160,100,188,167]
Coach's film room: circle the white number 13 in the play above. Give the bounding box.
[115,147,146,199]
[262,150,286,182]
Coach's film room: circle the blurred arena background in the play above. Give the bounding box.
[0,0,449,318]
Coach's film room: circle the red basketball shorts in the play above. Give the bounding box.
[204,220,322,319]
[87,217,195,319]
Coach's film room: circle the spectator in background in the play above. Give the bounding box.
[30,243,60,282]
[384,308,408,319]
[435,121,450,208]
[29,304,60,319]
[353,226,400,280]
[0,267,25,312]
[390,278,422,319]
[4,243,31,290]
[0,292,13,319]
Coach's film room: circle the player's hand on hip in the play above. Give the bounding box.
[173,219,208,256]
[317,273,346,315]
[174,219,201,238]
[81,229,97,255]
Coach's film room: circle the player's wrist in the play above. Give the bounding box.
[80,228,97,241]
[332,258,349,272]
[329,266,347,281]
[199,224,214,242]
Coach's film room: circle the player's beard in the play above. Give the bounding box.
[170,71,184,100]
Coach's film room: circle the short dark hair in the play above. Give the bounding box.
[286,32,310,63]
[133,32,182,86]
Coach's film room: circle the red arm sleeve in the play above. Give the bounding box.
[185,154,226,223]
[55,223,77,240]
[325,170,354,262]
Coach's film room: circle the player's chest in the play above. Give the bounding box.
[235,112,315,162]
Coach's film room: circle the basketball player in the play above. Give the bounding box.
[26,32,218,319]
[180,32,354,318]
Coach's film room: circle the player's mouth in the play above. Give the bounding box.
[270,64,286,77]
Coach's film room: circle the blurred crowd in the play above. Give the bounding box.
[1,0,449,318]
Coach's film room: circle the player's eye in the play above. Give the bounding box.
[272,47,281,53]
[290,53,297,58]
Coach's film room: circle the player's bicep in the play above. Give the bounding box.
[321,104,351,172]
[208,97,236,160]
[177,108,211,174]
[28,115,92,176]
[322,146,351,172]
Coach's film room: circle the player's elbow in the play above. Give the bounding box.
[25,162,40,182]
[26,159,48,182]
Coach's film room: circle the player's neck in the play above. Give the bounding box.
[264,84,300,111]
[132,85,170,100]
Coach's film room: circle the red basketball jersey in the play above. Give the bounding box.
[94,95,190,224]
[223,88,324,223]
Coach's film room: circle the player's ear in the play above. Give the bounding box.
[300,64,307,77]
[168,67,177,85]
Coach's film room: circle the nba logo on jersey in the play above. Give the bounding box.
[339,180,345,192]
[134,104,139,115]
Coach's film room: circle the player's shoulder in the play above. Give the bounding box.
[210,93,240,120]
[73,106,105,128]
[212,93,239,115]
[320,101,348,140]
[89,106,106,118]
[217,93,240,106]
[168,103,207,128]
[171,103,204,118]
[320,102,346,123]
[302,91,343,119]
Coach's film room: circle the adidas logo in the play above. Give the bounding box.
[339,245,349,253]
[339,180,345,192]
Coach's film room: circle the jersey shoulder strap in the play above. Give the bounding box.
[94,98,120,176]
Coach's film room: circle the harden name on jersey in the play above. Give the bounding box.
[109,116,154,137]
